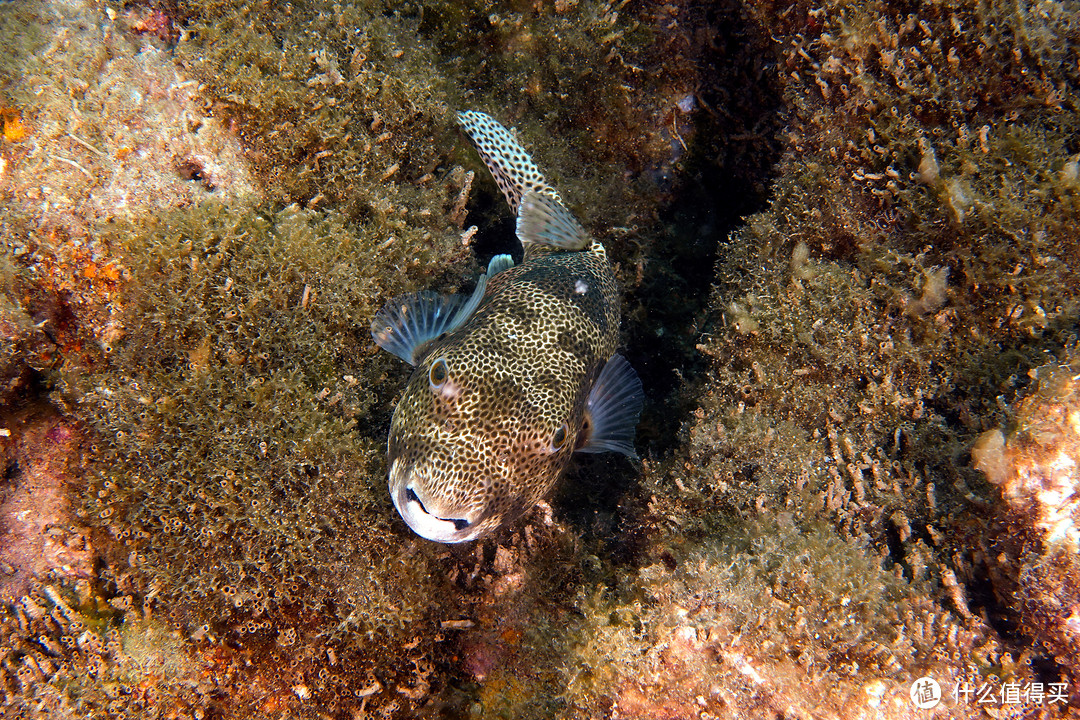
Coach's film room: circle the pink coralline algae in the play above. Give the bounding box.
[0,409,94,600]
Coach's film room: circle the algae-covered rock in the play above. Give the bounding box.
[1,0,689,713]
[0,0,485,713]
[0,407,94,601]
[58,199,474,713]
[554,0,1080,715]
[563,519,1015,718]
[975,348,1080,677]
[1,0,1079,716]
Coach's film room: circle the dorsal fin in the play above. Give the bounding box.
[486,253,515,275]
[371,257,506,364]
[456,110,562,213]
[576,354,643,458]
[516,190,590,251]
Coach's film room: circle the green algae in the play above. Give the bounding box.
[54,199,475,714]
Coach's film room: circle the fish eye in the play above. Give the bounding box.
[428,357,449,389]
[551,423,569,451]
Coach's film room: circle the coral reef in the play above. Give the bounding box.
[0,575,218,718]
[541,0,1080,715]
[975,348,1080,680]
[0,407,93,601]
[0,0,486,714]
[0,0,256,410]
[59,199,475,714]
[565,519,1009,718]
[0,0,1078,716]
[0,0,257,229]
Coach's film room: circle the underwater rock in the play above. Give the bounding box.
[567,0,1080,714]
[0,408,93,600]
[0,0,257,391]
[0,0,257,236]
[0,0,1078,715]
[975,350,1080,677]
[0,571,219,717]
[560,517,1029,718]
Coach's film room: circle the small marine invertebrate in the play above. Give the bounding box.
[125,4,179,46]
[373,111,643,542]
[1,107,26,143]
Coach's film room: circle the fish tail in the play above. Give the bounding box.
[456,110,562,213]
[516,190,590,251]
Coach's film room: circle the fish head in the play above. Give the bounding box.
[387,349,578,543]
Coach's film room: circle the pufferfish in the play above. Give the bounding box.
[371,110,643,543]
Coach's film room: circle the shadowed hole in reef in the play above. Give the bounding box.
[463,187,519,267]
[960,566,1067,684]
[553,0,787,554]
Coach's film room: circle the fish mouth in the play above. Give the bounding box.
[389,460,479,543]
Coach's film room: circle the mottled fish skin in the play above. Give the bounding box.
[376,111,639,543]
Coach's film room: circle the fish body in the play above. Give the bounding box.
[372,111,642,543]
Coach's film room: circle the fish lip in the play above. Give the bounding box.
[389,460,479,544]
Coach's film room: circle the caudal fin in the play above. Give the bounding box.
[456,110,562,213]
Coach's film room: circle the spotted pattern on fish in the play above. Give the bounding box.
[457,110,563,213]
[374,111,642,543]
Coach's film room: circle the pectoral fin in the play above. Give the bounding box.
[486,253,515,275]
[371,257,509,364]
[576,354,644,458]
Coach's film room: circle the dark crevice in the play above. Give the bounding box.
[1030,653,1066,687]
[553,454,642,561]
[552,0,786,557]
[965,569,1028,647]
[620,0,786,463]
[882,517,908,576]
[462,191,519,268]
